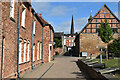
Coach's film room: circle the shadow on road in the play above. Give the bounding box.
[71,61,90,80]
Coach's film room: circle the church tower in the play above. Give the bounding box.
[70,15,74,35]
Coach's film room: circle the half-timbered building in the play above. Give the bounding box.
[74,4,120,58]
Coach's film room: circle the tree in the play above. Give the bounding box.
[108,38,120,57]
[98,19,113,59]
[54,38,62,48]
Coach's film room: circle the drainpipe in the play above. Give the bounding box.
[53,32,55,60]
[31,11,35,70]
[17,0,20,78]
[42,26,44,63]
[1,36,4,80]
[50,28,51,42]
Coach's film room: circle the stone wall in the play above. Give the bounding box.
[79,33,119,58]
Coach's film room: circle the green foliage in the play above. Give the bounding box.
[108,38,120,56]
[98,19,113,43]
[54,38,62,48]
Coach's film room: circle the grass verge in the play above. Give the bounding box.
[92,58,120,79]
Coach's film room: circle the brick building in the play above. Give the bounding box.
[0,1,19,78]
[39,16,55,62]
[0,0,54,79]
[74,4,120,58]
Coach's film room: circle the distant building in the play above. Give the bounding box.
[74,4,120,58]
[54,32,64,54]
[63,16,76,53]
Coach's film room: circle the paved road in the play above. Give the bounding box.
[22,56,87,79]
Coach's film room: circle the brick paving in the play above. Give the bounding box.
[21,56,87,79]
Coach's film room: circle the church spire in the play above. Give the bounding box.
[71,15,74,35]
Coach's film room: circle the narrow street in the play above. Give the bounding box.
[22,56,87,79]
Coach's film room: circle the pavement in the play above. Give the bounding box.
[21,55,87,79]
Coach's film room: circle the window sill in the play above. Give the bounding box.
[10,17,16,22]
[21,26,26,29]
[33,60,35,62]
[19,61,30,65]
[37,59,42,61]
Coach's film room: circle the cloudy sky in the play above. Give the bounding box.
[31,1,119,34]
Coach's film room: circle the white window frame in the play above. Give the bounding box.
[27,41,30,61]
[67,40,68,46]
[33,45,35,61]
[69,40,71,42]
[69,43,71,46]
[10,0,14,18]
[23,40,26,62]
[21,4,26,27]
[19,39,22,64]
[37,42,39,60]
[40,42,42,59]
[33,20,36,35]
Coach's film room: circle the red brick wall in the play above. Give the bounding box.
[32,16,42,67]
[19,2,32,76]
[1,1,54,78]
[43,26,49,62]
[0,2,2,79]
[1,2,18,78]
[19,2,43,76]
[43,26,54,62]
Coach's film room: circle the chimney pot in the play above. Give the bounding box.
[40,13,42,16]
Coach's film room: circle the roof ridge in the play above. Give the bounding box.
[79,4,120,34]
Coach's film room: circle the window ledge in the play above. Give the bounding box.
[21,26,26,29]
[10,17,16,22]
[19,61,30,65]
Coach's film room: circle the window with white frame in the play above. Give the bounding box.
[21,4,26,27]
[33,45,35,61]
[19,39,22,64]
[67,40,68,46]
[37,42,39,60]
[69,40,71,42]
[40,42,42,59]
[23,40,26,62]
[33,20,36,35]
[69,43,71,46]
[10,0,14,18]
[27,41,30,61]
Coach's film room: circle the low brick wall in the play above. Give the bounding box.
[77,59,108,80]
[54,48,63,55]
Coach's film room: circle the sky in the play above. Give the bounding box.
[31,1,119,34]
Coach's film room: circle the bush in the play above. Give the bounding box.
[108,38,120,57]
